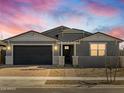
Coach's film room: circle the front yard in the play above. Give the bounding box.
[0,65,124,77]
[0,66,124,86]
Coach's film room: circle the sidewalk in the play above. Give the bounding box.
[0,76,124,88]
[0,76,124,80]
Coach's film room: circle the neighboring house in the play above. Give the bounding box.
[4,26,123,67]
[0,41,6,47]
[0,41,6,64]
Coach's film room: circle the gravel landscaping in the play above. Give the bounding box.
[0,66,124,77]
[45,80,124,85]
[49,68,106,77]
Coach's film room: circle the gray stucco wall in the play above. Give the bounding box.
[77,41,120,67]
[107,41,119,56]
[58,33,84,42]
[76,41,89,56]
[78,56,119,68]
[76,41,119,56]
[54,44,60,56]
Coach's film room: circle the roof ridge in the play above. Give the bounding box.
[42,25,70,34]
[72,28,92,34]
[76,31,123,42]
[94,32,123,41]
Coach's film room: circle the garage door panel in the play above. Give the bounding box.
[13,45,52,65]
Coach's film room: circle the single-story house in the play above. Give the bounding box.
[4,26,123,67]
[0,41,6,64]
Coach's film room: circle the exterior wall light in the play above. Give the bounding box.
[54,45,58,51]
[7,46,11,50]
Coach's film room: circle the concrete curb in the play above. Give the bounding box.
[2,85,124,89]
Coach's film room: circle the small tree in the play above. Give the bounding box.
[105,40,120,83]
[105,60,119,83]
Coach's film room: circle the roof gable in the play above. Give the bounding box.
[5,31,58,42]
[42,26,70,34]
[78,32,123,42]
[42,26,92,40]
[42,26,70,39]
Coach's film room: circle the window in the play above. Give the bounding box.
[90,43,106,56]
[90,44,97,56]
[64,46,69,50]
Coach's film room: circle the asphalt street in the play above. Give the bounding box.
[0,87,124,93]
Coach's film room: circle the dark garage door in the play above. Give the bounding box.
[13,45,52,65]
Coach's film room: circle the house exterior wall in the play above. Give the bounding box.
[5,41,120,67]
[5,41,60,65]
[53,44,61,65]
[4,31,122,67]
[76,41,89,56]
[58,33,84,41]
[6,45,13,65]
[120,56,124,67]
[76,41,120,67]
[76,41,119,56]
[78,56,118,68]
[107,41,119,56]
[5,31,60,65]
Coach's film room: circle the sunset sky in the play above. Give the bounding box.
[0,0,124,40]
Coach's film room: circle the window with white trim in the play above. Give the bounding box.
[64,46,69,50]
[90,43,106,56]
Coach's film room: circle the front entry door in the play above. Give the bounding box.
[63,45,73,65]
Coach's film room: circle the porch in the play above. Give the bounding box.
[53,42,122,67]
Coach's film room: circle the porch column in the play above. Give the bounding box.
[72,42,78,67]
[61,42,63,56]
[74,42,76,56]
[59,42,64,66]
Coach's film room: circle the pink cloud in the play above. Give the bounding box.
[0,6,47,37]
[14,0,60,12]
[0,23,24,35]
[15,0,31,3]
[0,0,60,16]
[14,13,42,25]
[32,0,60,12]
[85,2,119,17]
[0,0,18,15]
[66,15,85,24]
[0,13,43,34]
[108,26,124,39]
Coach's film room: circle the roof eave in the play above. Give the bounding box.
[4,30,59,42]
